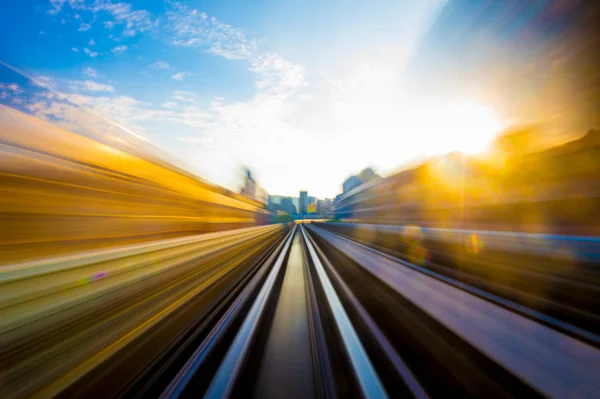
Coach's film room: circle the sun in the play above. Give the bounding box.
[440,102,503,154]
[398,100,504,157]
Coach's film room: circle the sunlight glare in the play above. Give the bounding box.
[436,102,503,154]
[398,100,504,157]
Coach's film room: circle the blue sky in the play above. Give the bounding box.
[0,0,594,197]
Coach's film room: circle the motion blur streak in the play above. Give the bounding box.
[0,225,283,398]
[0,102,279,397]
[0,105,269,265]
[333,140,600,235]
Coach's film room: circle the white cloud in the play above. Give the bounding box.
[90,1,156,36]
[83,47,99,57]
[171,72,192,81]
[24,92,155,152]
[7,83,22,92]
[78,23,92,31]
[48,0,156,37]
[47,0,64,15]
[33,75,55,89]
[166,3,256,60]
[161,101,178,109]
[83,67,98,78]
[71,47,79,52]
[25,83,210,138]
[150,61,171,70]
[111,45,127,54]
[164,3,305,99]
[88,39,96,45]
[172,91,197,103]
[251,53,306,96]
[68,80,115,92]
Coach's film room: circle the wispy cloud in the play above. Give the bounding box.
[83,47,99,57]
[24,91,154,148]
[164,3,305,98]
[7,83,22,92]
[71,47,79,52]
[150,61,171,70]
[88,39,96,45]
[78,23,91,32]
[83,67,98,78]
[90,1,155,36]
[251,53,306,96]
[68,80,115,92]
[111,45,127,54]
[48,0,156,37]
[32,75,55,89]
[47,0,64,15]
[171,72,192,81]
[172,91,197,103]
[161,101,178,109]
[166,3,256,60]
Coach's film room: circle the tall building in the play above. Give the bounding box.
[299,190,308,214]
[241,169,256,198]
[268,195,283,206]
[343,175,362,193]
[342,168,379,194]
[241,168,268,204]
[268,195,297,214]
[358,168,377,183]
[318,198,333,216]
[281,197,297,215]
[255,186,268,205]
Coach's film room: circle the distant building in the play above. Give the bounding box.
[241,168,268,204]
[316,198,331,215]
[358,168,377,183]
[268,195,283,206]
[268,195,282,212]
[255,186,268,205]
[268,195,298,214]
[322,198,333,216]
[281,197,297,215]
[241,169,256,198]
[343,168,379,194]
[299,191,308,214]
[343,175,362,193]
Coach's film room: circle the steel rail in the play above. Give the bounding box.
[309,225,600,399]
[301,226,388,399]
[202,225,296,398]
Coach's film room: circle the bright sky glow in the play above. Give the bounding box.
[0,0,584,198]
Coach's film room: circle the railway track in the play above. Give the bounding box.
[143,225,600,398]
[3,223,600,398]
